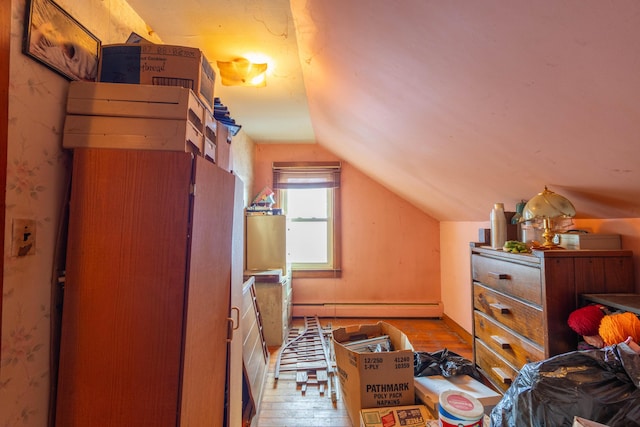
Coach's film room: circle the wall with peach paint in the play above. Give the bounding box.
[440,219,640,334]
[229,129,255,207]
[440,222,483,332]
[254,144,441,311]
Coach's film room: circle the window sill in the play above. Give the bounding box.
[292,269,342,279]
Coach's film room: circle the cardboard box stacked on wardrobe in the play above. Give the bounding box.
[99,43,215,111]
[63,42,236,171]
[98,43,218,160]
[332,322,415,427]
[63,81,212,156]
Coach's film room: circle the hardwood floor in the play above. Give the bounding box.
[253,317,473,427]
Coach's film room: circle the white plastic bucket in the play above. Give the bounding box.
[438,390,484,427]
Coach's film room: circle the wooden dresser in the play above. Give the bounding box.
[470,244,635,392]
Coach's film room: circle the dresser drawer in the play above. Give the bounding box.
[475,339,518,393]
[472,254,542,305]
[474,310,544,369]
[474,284,544,345]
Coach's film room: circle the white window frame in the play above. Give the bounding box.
[273,162,342,278]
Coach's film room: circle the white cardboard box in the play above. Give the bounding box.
[66,81,206,131]
[333,322,415,427]
[557,233,621,250]
[360,405,432,427]
[414,375,502,415]
[63,115,203,155]
[203,110,217,163]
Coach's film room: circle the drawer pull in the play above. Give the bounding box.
[491,335,511,349]
[488,271,510,280]
[489,302,511,314]
[492,367,513,385]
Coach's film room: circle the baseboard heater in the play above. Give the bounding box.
[292,302,443,318]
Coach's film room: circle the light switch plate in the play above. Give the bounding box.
[12,218,36,257]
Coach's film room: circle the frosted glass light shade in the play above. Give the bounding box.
[522,187,576,220]
[217,58,267,87]
[522,186,576,248]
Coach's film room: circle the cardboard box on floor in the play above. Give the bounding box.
[332,322,415,427]
[414,374,502,416]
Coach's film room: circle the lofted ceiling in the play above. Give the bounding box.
[125,0,640,221]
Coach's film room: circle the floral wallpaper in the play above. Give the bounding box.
[1,0,162,425]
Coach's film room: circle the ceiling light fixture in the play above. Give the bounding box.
[216,58,267,87]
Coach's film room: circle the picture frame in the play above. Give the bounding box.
[23,0,101,81]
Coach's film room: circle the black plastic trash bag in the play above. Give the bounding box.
[490,341,640,427]
[414,348,482,381]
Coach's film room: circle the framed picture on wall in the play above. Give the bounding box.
[23,0,101,81]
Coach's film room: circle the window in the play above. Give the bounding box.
[273,162,341,278]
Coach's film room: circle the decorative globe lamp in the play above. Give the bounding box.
[521,186,576,249]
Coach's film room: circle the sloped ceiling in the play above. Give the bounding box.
[126,0,640,221]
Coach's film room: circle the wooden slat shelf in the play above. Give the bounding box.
[582,293,640,315]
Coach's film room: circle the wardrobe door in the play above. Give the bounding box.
[57,149,193,426]
[179,156,235,425]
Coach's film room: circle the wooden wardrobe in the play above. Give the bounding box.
[56,148,236,426]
